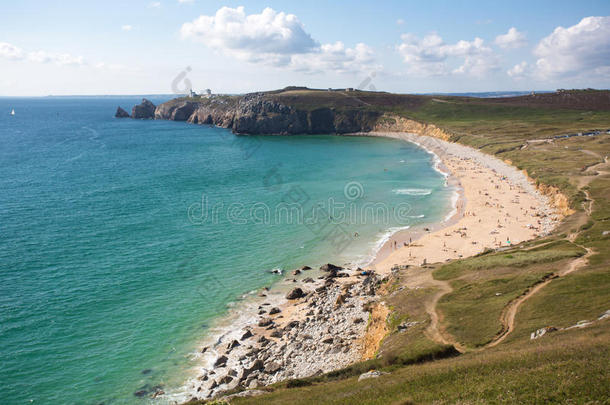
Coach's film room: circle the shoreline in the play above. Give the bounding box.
[361,132,558,274]
[161,132,561,403]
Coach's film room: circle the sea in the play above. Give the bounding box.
[0,96,453,404]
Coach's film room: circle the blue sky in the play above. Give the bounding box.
[1,0,609,95]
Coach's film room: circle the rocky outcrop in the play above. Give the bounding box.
[128,93,381,135]
[115,106,130,118]
[183,270,380,401]
[131,98,156,119]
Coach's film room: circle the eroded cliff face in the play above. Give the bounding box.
[152,95,380,135]
[534,183,574,217]
[373,114,453,141]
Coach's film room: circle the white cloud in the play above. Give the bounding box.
[178,0,194,3]
[181,6,377,74]
[495,27,527,49]
[181,6,317,65]
[507,61,529,78]
[533,16,610,80]
[27,51,84,66]
[1,42,85,66]
[396,33,499,77]
[290,42,378,74]
[121,25,133,31]
[0,41,138,72]
[149,1,161,8]
[0,42,24,60]
[396,19,404,25]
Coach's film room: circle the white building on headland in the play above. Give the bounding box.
[188,89,212,98]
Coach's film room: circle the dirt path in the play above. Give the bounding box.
[399,268,468,353]
[485,155,605,348]
[486,246,593,348]
[483,150,607,348]
[425,280,466,352]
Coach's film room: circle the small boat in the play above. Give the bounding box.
[10,109,15,116]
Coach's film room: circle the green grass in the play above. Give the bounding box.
[437,269,556,347]
[225,324,609,405]
[433,240,585,280]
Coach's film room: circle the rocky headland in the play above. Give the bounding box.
[118,91,389,134]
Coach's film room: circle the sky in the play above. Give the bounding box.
[1,0,609,96]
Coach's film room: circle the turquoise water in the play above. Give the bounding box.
[0,97,452,404]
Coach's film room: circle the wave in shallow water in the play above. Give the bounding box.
[392,188,432,196]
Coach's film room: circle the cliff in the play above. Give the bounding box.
[152,92,382,135]
[372,114,453,140]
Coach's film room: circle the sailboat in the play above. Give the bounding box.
[10,109,15,116]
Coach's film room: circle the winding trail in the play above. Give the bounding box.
[424,278,466,353]
[397,266,466,353]
[486,246,592,348]
[425,150,607,352]
[484,151,607,348]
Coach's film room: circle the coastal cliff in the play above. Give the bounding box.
[152,92,382,135]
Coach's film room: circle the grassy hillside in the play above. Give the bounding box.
[187,89,610,404]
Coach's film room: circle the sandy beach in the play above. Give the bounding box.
[364,132,560,274]
[164,132,560,403]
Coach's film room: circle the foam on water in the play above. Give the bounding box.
[393,188,432,196]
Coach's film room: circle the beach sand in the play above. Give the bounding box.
[365,132,559,274]
[167,132,561,403]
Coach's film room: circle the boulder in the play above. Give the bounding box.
[320,263,343,272]
[286,287,305,300]
[227,339,240,351]
[115,106,130,118]
[292,269,301,275]
[286,320,300,329]
[131,98,156,119]
[258,318,273,327]
[300,265,312,270]
[303,277,314,283]
[264,361,282,374]
[257,335,269,344]
[269,307,281,315]
[358,370,388,381]
[242,359,264,380]
[219,375,233,385]
[530,326,558,340]
[241,330,253,340]
[214,355,228,367]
